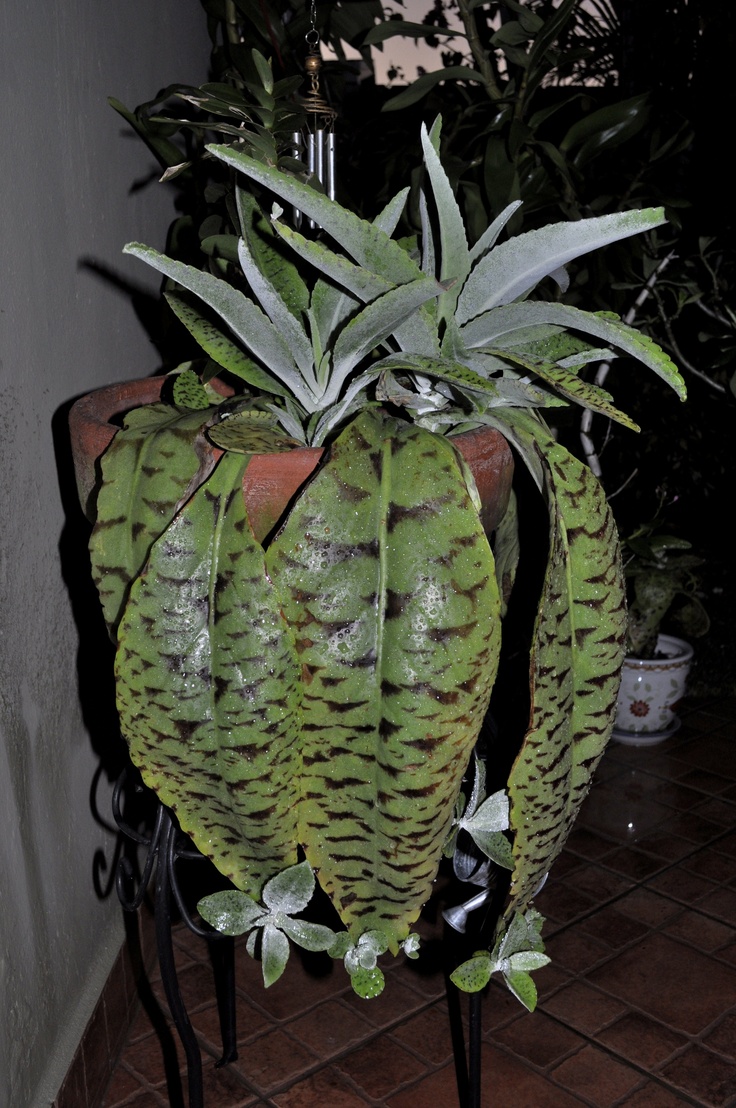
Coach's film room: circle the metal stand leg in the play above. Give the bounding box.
[467,992,482,1108]
[113,769,239,1108]
[211,937,238,1066]
[156,811,205,1108]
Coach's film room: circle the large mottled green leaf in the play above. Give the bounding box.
[495,411,626,915]
[207,408,303,454]
[115,452,302,895]
[89,403,216,636]
[265,410,501,950]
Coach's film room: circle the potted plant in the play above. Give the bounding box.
[614,512,709,743]
[73,118,684,1009]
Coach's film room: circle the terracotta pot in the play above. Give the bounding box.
[69,376,514,539]
[613,634,693,745]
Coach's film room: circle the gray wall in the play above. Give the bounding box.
[0,5,206,1104]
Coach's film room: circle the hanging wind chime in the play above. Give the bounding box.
[293,1,337,228]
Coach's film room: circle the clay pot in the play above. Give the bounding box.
[69,376,514,538]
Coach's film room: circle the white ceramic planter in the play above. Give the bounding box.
[614,634,693,746]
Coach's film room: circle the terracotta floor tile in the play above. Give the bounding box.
[699,885,736,925]
[541,980,626,1035]
[656,811,724,845]
[674,735,736,777]
[534,883,599,925]
[718,941,736,967]
[595,1012,687,1068]
[692,797,736,825]
[396,940,446,1000]
[121,1031,183,1087]
[197,1060,260,1107]
[385,1060,463,1108]
[678,768,733,795]
[286,999,374,1059]
[614,888,682,928]
[478,1042,590,1106]
[191,997,270,1052]
[579,787,672,844]
[648,865,717,905]
[564,826,618,860]
[493,1009,584,1068]
[126,1003,164,1045]
[390,999,456,1064]
[482,982,533,1031]
[163,960,220,1013]
[333,1035,428,1099]
[618,1081,693,1106]
[172,926,215,961]
[543,928,614,974]
[661,1044,736,1106]
[663,908,734,952]
[271,1066,371,1107]
[601,847,669,881]
[101,1061,146,1106]
[340,973,427,1029]
[704,1013,736,1060]
[576,906,650,950]
[682,846,736,884]
[712,831,736,858]
[561,862,632,903]
[233,1029,318,1095]
[106,1092,167,1108]
[544,850,585,880]
[550,1042,643,1106]
[237,953,348,1022]
[650,780,709,811]
[634,831,698,862]
[530,960,572,1001]
[587,933,736,1035]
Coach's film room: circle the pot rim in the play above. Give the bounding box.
[623,633,694,668]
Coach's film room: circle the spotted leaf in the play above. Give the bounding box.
[115,452,302,895]
[266,409,501,950]
[498,411,626,916]
[89,403,216,635]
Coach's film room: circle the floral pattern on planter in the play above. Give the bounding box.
[615,634,693,742]
[629,700,650,718]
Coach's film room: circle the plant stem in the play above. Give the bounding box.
[456,0,503,101]
[580,250,676,479]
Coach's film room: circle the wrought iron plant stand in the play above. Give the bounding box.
[112,765,496,1108]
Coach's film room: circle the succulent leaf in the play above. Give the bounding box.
[124,243,317,410]
[207,144,424,286]
[461,301,685,399]
[456,208,668,322]
[165,291,292,398]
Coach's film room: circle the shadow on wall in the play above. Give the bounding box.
[52,397,127,903]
